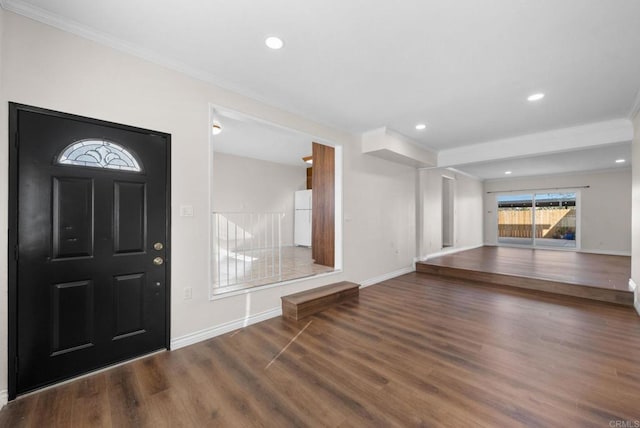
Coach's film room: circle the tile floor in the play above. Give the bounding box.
[212,246,334,295]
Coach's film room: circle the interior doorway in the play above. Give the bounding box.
[442,176,455,248]
[209,105,341,295]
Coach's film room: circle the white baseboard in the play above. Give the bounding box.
[170,307,282,350]
[360,265,415,288]
[0,389,7,409]
[483,244,630,257]
[420,244,484,261]
[579,249,631,256]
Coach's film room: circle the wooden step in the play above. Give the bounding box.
[416,262,634,306]
[281,281,359,321]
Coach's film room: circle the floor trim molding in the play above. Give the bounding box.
[579,249,631,257]
[170,307,282,350]
[421,244,484,261]
[0,389,7,409]
[633,279,640,316]
[360,265,415,288]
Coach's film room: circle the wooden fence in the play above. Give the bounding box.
[498,208,575,239]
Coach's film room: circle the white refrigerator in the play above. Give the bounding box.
[294,189,312,247]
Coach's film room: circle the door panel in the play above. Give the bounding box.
[52,177,94,259]
[9,104,170,398]
[497,194,534,246]
[51,280,94,355]
[113,273,146,339]
[114,181,146,254]
[534,192,577,248]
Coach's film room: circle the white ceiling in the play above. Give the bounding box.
[212,107,312,167]
[4,0,640,176]
[453,142,631,180]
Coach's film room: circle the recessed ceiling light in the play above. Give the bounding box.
[265,36,284,50]
[505,171,512,175]
[527,93,545,102]
[615,159,626,163]
[415,123,427,130]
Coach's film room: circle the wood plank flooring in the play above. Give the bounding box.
[2,272,640,427]
[417,246,633,305]
[281,281,359,320]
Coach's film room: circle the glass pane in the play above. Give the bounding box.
[534,192,576,248]
[57,139,142,172]
[497,194,534,246]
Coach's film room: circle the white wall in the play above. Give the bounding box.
[212,152,306,247]
[442,178,454,246]
[632,113,640,314]
[346,147,417,282]
[0,5,6,407]
[0,12,419,399]
[483,169,632,255]
[418,168,484,258]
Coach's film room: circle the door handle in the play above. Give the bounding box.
[153,257,164,266]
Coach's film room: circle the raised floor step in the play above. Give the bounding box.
[416,262,634,306]
[281,281,360,321]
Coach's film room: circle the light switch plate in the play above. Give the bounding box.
[180,205,194,217]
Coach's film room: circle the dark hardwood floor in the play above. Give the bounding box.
[417,246,633,306]
[2,272,640,427]
[420,246,631,290]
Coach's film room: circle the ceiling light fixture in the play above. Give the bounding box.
[265,36,284,50]
[505,171,512,175]
[415,123,427,130]
[212,123,222,135]
[527,93,545,102]
[615,159,626,163]
[302,155,313,165]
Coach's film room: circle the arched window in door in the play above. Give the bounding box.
[57,139,142,172]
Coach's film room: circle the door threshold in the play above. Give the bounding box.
[14,348,167,401]
[497,243,579,252]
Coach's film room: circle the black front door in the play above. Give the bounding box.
[9,104,170,397]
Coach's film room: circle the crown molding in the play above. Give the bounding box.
[1,0,224,84]
[0,0,310,121]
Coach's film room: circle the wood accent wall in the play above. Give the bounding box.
[311,142,334,267]
[306,167,312,189]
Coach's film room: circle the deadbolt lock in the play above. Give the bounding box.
[153,242,164,251]
[153,257,164,266]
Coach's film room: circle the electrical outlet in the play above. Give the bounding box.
[183,287,192,300]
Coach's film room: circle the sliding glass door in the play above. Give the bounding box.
[497,194,534,246]
[497,192,577,249]
[534,193,576,248]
